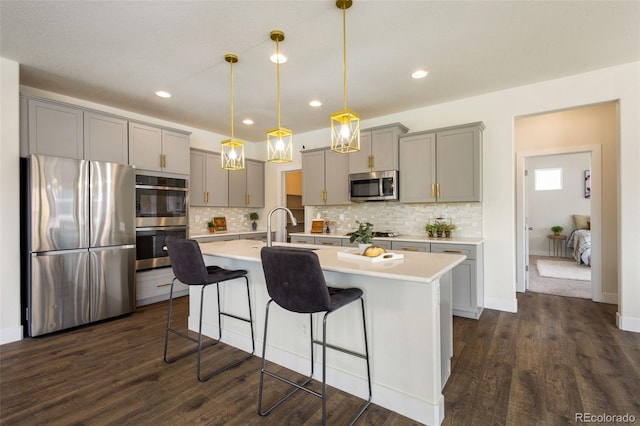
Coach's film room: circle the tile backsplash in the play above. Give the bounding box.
[309,203,482,237]
[190,207,263,235]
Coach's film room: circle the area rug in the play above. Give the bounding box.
[536,259,591,281]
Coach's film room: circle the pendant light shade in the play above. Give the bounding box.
[331,0,360,154]
[221,53,245,170]
[267,30,293,163]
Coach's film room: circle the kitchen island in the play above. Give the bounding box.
[191,239,466,425]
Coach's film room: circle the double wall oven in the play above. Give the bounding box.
[135,174,188,270]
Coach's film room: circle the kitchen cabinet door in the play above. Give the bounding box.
[302,149,350,206]
[435,125,482,202]
[399,122,483,203]
[190,150,228,206]
[162,130,190,175]
[349,123,408,173]
[324,149,350,205]
[399,132,436,203]
[129,122,163,171]
[24,98,84,159]
[84,111,128,164]
[302,150,326,206]
[129,123,190,175]
[228,159,264,207]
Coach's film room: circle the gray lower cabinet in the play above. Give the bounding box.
[399,122,483,203]
[190,150,228,206]
[431,243,484,319]
[290,235,315,245]
[391,240,430,252]
[228,159,265,208]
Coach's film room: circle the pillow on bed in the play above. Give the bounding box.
[573,214,590,230]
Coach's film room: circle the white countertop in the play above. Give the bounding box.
[190,230,270,239]
[289,232,484,245]
[199,239,466,284]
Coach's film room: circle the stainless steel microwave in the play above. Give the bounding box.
[349,170,398,202]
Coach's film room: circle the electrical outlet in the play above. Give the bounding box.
[301,322,308,336]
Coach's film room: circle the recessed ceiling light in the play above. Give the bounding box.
[309,100,322,107]
[411,70,428,79]
[155,90,171,98]
[242,119,254,125]
[270,53,287,64]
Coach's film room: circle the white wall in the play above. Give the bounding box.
[0,58,22,343]
[2,60,639,342]
[526,153,591,256]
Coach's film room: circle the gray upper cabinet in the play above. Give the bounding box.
[84,111,128,163]
[301,148,350,206]
[190,150,228,206]
[399,122,483,203]
[228,159,265,208]
[348,123,408,174]
[129,122,190,175]
[22,98,84,159]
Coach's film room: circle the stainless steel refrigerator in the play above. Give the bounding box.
[23,155,136,337]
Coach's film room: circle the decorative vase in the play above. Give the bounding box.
[209,227,215,234]
[252,221,257,231]
[358,243,372,255]
[445,230,451,238]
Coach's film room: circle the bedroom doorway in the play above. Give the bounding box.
[514,100,620,304]
[524,152,592,298]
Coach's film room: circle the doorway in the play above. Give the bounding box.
[515,101,619,303]
[284,170,304,241]
[524,152,592,298]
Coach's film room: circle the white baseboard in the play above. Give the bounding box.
[616,312,640,333]
[0,325,24,345]
[484,296,518,313]
[136,289,188,307]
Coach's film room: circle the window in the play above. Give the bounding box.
[534,168,563,191]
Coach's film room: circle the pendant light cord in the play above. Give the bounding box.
[342,4,347,110]
[276,38,281,128]
[230,59,234,139]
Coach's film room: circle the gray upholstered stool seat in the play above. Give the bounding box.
[163,237,255,382]
[258,246,372,425]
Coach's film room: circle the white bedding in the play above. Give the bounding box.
[567,229,591,266]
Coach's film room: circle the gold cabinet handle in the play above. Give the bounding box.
[370,155,374,169]
[431,184,435,198]
[321,242,334,245]
[443,249,463,254]
[160,154,163,168]
[401,247,419,251]
[436,183,441,199]
[157,282,171,288]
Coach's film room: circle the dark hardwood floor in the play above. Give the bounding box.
[1,292,639,425]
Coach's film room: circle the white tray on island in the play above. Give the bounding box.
[337,249,404,262]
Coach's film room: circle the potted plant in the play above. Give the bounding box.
[444,223,457,238]
[207,220,215,233]
[434,220,448,238]
[425,223,436,238]
[349,221,374,254]
[551,225,563,235]
[249,212,259,231]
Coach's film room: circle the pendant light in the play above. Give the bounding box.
[330,0,360,154]
[221,53,245,170]
[267,30,293,163]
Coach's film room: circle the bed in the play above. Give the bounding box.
[567,214,591,266]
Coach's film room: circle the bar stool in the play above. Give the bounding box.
[163,237,255,382]
[258,246,372,425]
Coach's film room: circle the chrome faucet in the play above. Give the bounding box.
[266,206,297,247]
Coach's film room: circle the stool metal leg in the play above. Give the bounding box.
[258,300,316,416]
[163,276,255,382]
[258,297,373,425]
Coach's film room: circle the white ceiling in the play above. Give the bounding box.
[1,1,639,142]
